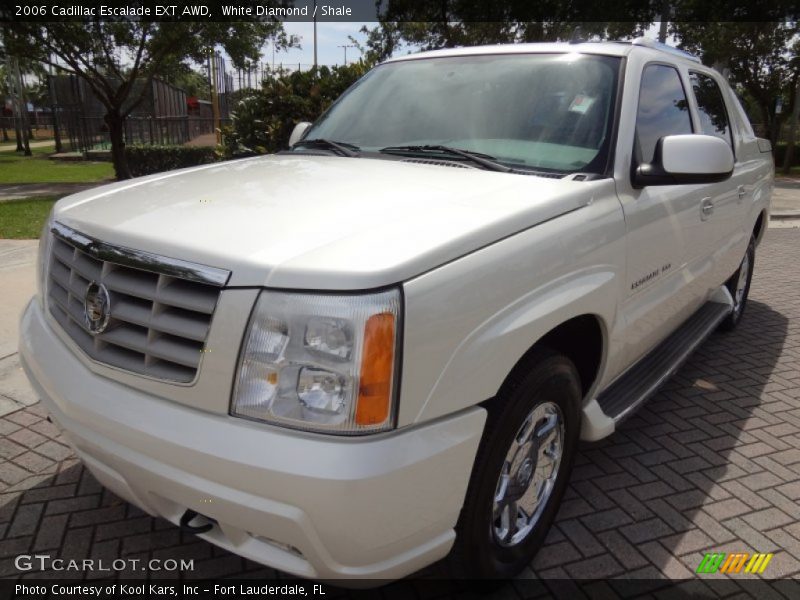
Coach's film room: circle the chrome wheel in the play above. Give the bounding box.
[733,251,750,314]
[452,351,580,578]
[720,237,755,332]
[492,401,564,547]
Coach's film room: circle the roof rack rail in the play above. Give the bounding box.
[631,37,701,63]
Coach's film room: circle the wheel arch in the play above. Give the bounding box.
[497,314,607,405]
[753,210,767,246]
[402,263,621,427]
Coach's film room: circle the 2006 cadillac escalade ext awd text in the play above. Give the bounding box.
[19,39,773,580]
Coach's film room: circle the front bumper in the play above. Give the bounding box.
[19,299,486,580]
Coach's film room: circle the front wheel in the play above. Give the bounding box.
[450,349,581,579]
[719,236,755,331]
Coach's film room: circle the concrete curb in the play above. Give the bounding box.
[770,211,800,220]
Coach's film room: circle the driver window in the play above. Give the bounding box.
[635,65,693,164]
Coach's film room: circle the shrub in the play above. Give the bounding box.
[125,145,221,177]
[221,62,371,158]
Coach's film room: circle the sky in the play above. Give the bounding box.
[268,21,376,69]
[266,21,668,70]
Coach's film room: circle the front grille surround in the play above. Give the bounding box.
[46,222,230,384]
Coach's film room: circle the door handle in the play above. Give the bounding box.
[701,198,714,219]
[737,185,747,201]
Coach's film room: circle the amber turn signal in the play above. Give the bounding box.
[355,313,395,425]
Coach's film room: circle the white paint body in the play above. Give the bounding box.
[659,134,735,176]
[19,41,773,580]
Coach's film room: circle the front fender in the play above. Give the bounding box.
[398,191,626,427]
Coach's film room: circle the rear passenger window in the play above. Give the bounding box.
[690,72,732,147]
[635,65,693,164]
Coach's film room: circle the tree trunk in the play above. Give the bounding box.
[765,108,782,150]
[52,110,63,153]
[14,121,23,152]
[658,0,669,43]
[772,120,782,150]
[48,72,63,153]
[782,78,800,174]
[105,111,131,180]
[768,92,785,149]
[11,58,32,156]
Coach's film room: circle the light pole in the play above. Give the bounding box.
[338,44,356,65]
[313,0,318,71]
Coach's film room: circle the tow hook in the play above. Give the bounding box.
[179,509,215,534]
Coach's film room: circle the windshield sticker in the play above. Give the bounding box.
[569,95,596,114]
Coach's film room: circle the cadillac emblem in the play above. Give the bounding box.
[84,281,111,335]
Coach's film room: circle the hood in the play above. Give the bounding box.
[54,154,599,289]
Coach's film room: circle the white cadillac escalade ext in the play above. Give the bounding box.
[19,39,773,581]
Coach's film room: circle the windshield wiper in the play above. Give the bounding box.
[379,144,512,173]
[292,138,360,157]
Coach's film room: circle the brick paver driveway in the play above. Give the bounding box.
[1,229,800,588]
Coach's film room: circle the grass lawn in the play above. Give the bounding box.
[0,196,57,239]
[0,145,114,184]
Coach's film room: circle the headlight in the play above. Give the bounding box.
[232,288,401,434]
[36,209,54,309]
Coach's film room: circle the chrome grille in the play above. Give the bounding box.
[46,223,230,383]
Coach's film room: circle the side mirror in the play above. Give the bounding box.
[288,122,312,148]
[633,134,734,187]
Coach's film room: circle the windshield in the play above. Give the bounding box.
[302,53,620,174]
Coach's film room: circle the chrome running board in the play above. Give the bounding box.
[597,293,732,424]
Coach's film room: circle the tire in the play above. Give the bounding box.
[719,235,755,331]
[449,349,581,579]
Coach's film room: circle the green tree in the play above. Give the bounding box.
[0,65,11,143]
[670,20,799,146]
[5,17,289,179]
[359,0,658,52]
[0,55,48,150]
[168,66,211,100]
[222,63,370,156]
